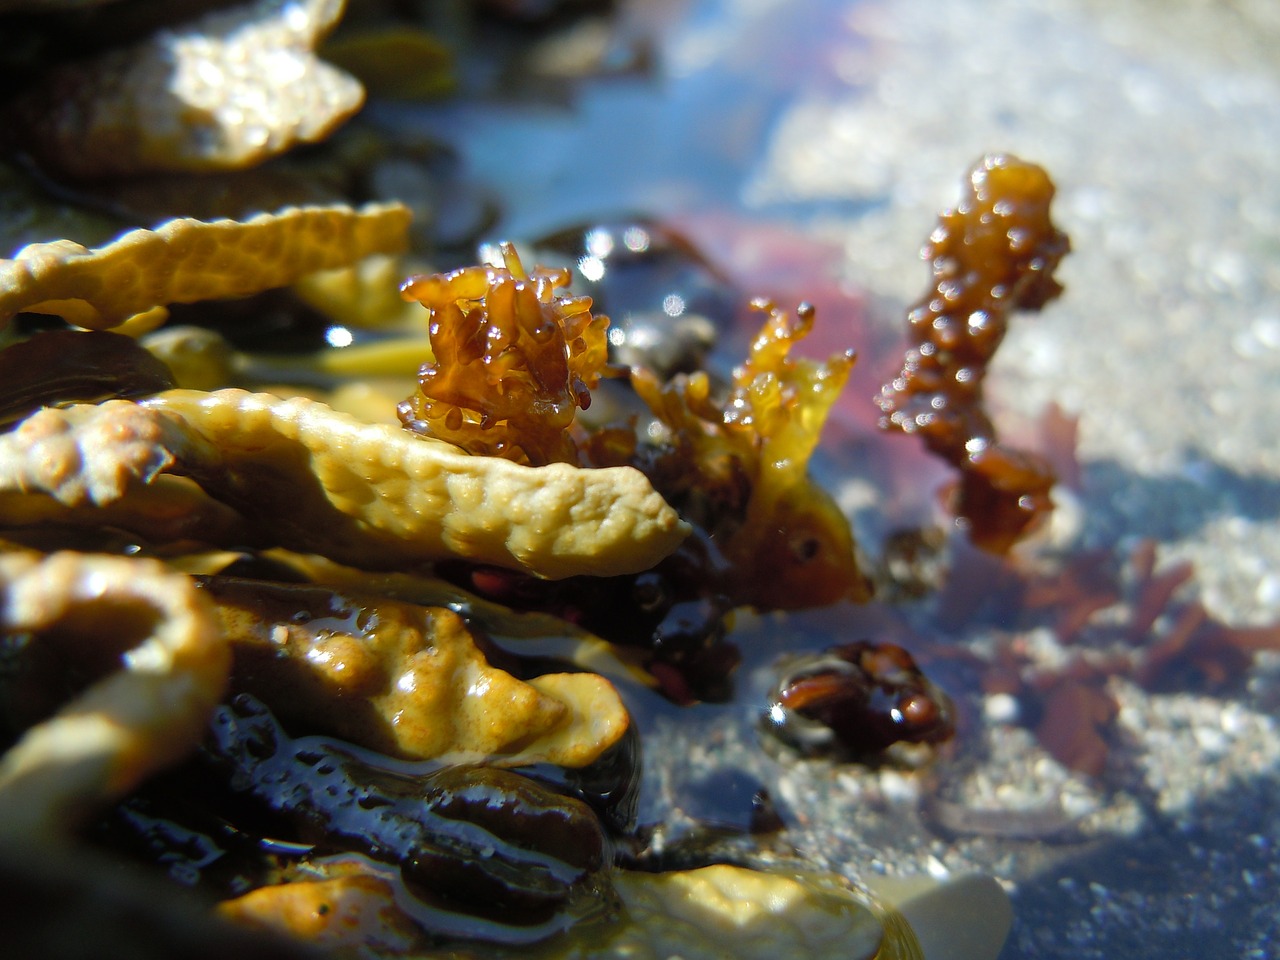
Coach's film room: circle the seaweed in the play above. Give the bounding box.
[398,242,609,467]
[877,153,1070,553]
[203,694,615,943]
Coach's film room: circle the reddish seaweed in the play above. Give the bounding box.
[942,535,1280,775]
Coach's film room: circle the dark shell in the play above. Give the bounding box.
[763,640,954,760]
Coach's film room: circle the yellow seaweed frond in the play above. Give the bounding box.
[0,391,688,579]
[0,550,230,838]
[205,577,629,766]
[627,300,866,609]
[0,202,412,328]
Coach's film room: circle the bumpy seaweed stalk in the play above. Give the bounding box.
[0,390,689,578]
[877,154,1070,552]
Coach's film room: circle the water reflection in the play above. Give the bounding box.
[374,0,867,238]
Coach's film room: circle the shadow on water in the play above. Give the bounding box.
[1080,451,1280,544]
[999,769,1280,959]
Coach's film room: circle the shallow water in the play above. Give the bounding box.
[377,0,863,237]
[381,2,1280,957]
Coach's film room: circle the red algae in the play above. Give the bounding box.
[1033,680,1118,779]
[940,534,1280,775]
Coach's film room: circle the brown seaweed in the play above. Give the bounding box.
[876,154,1070,553]
[0,329,174,430]
[587,298,868,612]
[398,242,609,466]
